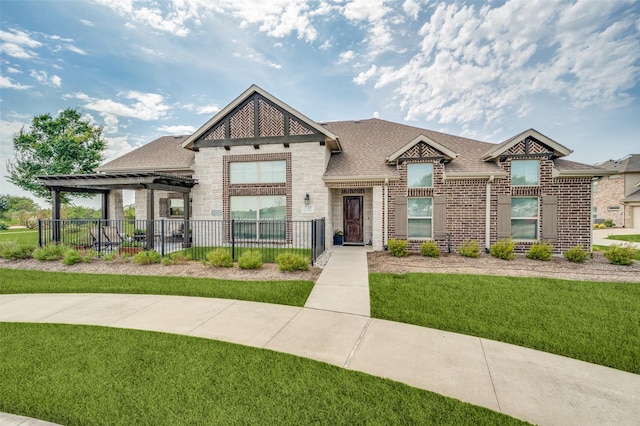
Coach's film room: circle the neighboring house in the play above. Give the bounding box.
[593,155,640,228]
[99,85,609,253]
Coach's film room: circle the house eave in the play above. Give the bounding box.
[97,165,193,174]
[444,171,508,180]
[323,175,399,183]
[552,168,617,178]
[386,135,457,163]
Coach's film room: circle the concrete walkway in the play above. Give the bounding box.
[593,227,640,249]
[2,244,640,425]
[304,245,371,316]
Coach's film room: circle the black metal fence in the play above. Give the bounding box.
[38,218,326,265]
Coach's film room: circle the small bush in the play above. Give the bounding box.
[103,251,118,261]
[161,257,172,266]
[62,249,83,265]
[526,241,553,261]
[83,249,97,262]
[238,250,263,269]
[133,250,162,265]
[207,248,233,268]
[420,240,441,258]
[564,245,590,263]
[32,245,68,261]
[458,240,481,258]
[603,219,615,228]
[0,242,35,259]
[604,244,637,266]
[0,222,8,231]
[387,239,409,257]
[163,252,191,266]
[490,238,515,260]
[276,252,310,271]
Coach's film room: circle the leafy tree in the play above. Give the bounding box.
[7,108,106,204]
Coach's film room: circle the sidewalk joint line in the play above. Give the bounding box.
[479,338,502,413]
[185,299,239,335]
[344,317,372,369]
[261,306,305,348]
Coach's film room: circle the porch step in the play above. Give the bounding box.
[304,246,371,316]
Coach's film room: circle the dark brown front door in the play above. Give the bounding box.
[343,196,363,244]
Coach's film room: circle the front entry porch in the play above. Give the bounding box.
[328,186,384,250]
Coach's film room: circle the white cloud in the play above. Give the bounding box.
[319,40,332,50]
[102,136,135,162]
[0,75,31,90]
[361,0,640,126]
[29,70,62,87]
[233,50,282,69]
[197,105,220,115]
[6,67,21,74]
[402,0,421,20]
[0,29,42,60]
[65,91,171,134]
[157,124,197,134]
[0,119,28,149]
[342,0,394,55]
[338,50,355,64]
[80,19,95,26]
[353,64,377,85]
[94,0,323,41]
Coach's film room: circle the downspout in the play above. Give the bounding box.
[383,178,389,248]
[485,175,494,253]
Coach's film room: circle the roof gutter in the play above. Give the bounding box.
[552,168,618,178]
[443,171,508,180]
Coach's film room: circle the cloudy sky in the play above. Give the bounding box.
[1,0,639,205]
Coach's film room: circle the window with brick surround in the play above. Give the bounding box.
[408,197,432,238]
[169,198,184,217]
[231,195,286,240]
[511,197,538,240]
[511,160,539,186]
[230,160,286,184]
[407,163,433,188]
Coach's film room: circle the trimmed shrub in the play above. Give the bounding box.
[603,219,615,228]
[490,238,515,260]
[163,252,191,266]
[83,249,97,262]
[62,249,83,265]
[207,248,233,268]
[276,252,310,271]
[32,245,68,261]
[387,239,409,258]
[238,250,263,269]
[103,251,118,261]
[0,222,8,231]
[526,241,553,261]
[604,244,637,266]
[133,250,162,265]
[420,240,441,258]
[458,240,481,258]
[0,242,35,259]
[564,245,590,263]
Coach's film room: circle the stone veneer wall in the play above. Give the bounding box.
[593,175,625,226]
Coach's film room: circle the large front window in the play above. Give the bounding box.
[230,160,286,184]
[511,197,538,239]
[408,197,432,238]
[407,163,433,188]
[231,195,286,240]
[511,160,539,186]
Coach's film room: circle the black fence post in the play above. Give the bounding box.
[311,219,317,265]
[161,219,165,257]
[231,219,235,261]
[37,219,43,248]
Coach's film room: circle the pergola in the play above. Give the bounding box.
[38,172,198,249]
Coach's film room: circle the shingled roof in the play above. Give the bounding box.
[98,135,194,173]
[322,119,505,181]
[596,154,640,173]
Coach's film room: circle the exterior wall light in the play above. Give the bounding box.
[304,193,310,206]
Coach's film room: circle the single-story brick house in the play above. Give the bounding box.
[98,85,610,253]
[593,154,640,228]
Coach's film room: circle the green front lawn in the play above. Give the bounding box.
[0,269,313,307]
[0,323,524,425]
[182,246,312,262]
[370,273,640,374]
[606,234,640,243]
[0,228,38,245]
